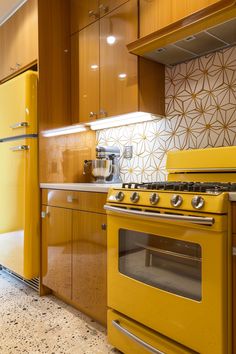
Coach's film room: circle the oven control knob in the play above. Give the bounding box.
[115,191,125,202]
[171,194,183,207]
[192,196,205,209]
[149,193,159,205]
[130,192,140,203]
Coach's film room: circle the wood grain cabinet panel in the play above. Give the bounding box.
[71,0,99,34]
[71,0,165,123]
[70,0,128,34]
[71,22,100,123]
[41,205,72,299]
[139,0,222,37]
[72,210,107,325]
[100,0,138,118]
[38,0,71,131]
[0,0,38,81]
[41,190,108,325]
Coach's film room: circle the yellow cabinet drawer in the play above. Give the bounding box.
[42,189,107,213]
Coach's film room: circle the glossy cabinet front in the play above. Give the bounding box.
[100,0,138,118]
[41,189,107,325]
[0,0,38,81]
[70,0,128,34]
[72,210,107,325]
[42,205,72,299]
[139,0,223,37]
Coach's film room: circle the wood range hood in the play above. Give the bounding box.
[127,0,236,66]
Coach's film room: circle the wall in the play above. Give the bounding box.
[97,46,236,183]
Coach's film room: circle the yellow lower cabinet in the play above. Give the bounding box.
[108,310,196,354]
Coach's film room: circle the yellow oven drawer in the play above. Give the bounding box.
[108,310,196,354]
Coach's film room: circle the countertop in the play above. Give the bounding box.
[229,193,236,201]
[40,183,122,193]
[40,184,236,199]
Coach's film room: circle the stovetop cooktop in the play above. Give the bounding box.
[122,182,236,193]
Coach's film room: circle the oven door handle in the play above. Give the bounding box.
[112,320,165,354]
[104,205,215,226]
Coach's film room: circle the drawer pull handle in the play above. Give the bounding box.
[112,320,165,354]
[67,195,78,203]
[233,247,236,256]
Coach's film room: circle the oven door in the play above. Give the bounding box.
[105,204,230,354]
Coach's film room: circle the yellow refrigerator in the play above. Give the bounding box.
[0,71,39,280]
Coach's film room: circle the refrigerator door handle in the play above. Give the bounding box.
[10,145,30,151]
[10,121,29,129]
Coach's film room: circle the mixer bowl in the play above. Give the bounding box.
[91,159,112,182]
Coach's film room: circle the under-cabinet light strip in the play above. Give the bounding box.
[87,112,160,130]
[41,124,88,137]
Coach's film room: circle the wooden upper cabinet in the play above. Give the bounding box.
[71,0,99,34]
[71,22,100,123]
[0,0,38,81]
[71,0,165,123]
[100,0,138,118]
[70,0,129,34]
[139,0,222,37]
[38,0,71,131]
[99,0,129,16]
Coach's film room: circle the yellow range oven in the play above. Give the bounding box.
[105,189,231,354]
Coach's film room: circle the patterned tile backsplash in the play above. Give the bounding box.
[97,46,236,183]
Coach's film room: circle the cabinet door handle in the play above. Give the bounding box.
[88,9,99,18]
[41,206,50,218]
[101,223,107,230]
[99,3,109,14]
[16,63,21,68]
[89,111,98,118]
[41,211,49,218]
[233,247,236,256]
[99,109,107,118]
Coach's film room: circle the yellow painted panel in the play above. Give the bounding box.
[0,138,39,279]
[108,310,195,354]
[107,213,229,353]
[167,146,236,172]
[0,70,37,138]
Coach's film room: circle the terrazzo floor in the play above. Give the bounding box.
[0,270,121,354]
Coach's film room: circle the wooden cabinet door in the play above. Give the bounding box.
[17,0,38,71]
[71,0,99,34]
[100,0,138,118]
[0,0,37,81]
[72,210,107,325]
[71,22,100,123]
[140,0,222,37]
[99,0,129,16]
[42,206,72,299]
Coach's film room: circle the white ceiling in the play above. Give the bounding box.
[0,0,26,25]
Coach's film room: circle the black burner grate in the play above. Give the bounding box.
[122,181,236,192]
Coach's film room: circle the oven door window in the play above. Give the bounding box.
[119,229,202,301]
